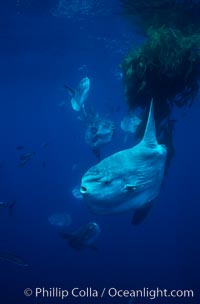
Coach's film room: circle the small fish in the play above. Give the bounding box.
[18,160,28,167]
[42,160,46,168]
[60,222,100,251]
[0,252,28,267]
[20,152,35,161]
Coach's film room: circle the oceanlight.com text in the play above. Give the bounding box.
[24,286,195,300]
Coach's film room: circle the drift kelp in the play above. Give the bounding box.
[121,27,200,118]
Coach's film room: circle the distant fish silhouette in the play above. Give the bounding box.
[0,252,28,268]
[18,152,35,167]
[60,222,100,251]
[20,152,35,161]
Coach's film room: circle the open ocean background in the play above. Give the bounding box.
[0,1,200,303]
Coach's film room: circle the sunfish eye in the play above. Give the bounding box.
[95,176,111,184]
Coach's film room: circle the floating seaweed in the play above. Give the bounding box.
[120,24,200,171]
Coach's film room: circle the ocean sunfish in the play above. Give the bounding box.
[80,100,167,224]
[64,77,90,113]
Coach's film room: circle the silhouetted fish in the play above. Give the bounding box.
[60,222,100,251]
[20,152,35,161]
[0,252,28,267]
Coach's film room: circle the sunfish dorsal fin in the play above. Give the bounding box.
[142,99,157,147]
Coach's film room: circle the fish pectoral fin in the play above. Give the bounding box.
[124,184,137,191]
[64,84,75,97]
[132,201,154,225]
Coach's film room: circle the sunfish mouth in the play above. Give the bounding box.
[80,186,87,194]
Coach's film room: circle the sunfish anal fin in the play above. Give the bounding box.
[142,98,157,147]
[132,201,154,225]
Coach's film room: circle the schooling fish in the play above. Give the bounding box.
[80,100,167,225]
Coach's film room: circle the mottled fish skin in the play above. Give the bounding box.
[80,100,167,217]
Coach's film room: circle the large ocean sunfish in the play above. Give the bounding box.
[80,100,167,224]
[65,77,90,113]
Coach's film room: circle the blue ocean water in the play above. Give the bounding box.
[0,1,200,304]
